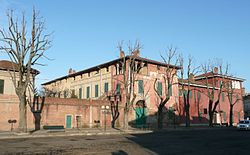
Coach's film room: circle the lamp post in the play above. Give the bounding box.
[101,105,110,131]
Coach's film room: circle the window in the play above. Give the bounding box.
[104,82,109,93]
[236,94,239,100]
[79,88,82,99]
[116,83,121,94]
[0,79,4,94]
[222,92,225,102]
[223,112,227,122]
[179,90,182,96]
[198,111,202,122]
[86,86,90,99]
[189,90,192,99]
[168,84,172,96]
[238,112,241,121]
[71,89,75,97]
[138,80,144,94]
[106,67,109,72]
[64,91,67,98]
[95,85,99,97]
[204,108,208,114]
[197,92,201,100]
[157,81,162,96]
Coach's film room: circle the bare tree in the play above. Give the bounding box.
[0,9,52,132]
[224,74,241,126]
[116,41,143,130]
[27,84,45,131]
[201,62,228,127]
[153,47,179,129]
[179,55,199,127]
[107,90,121,128]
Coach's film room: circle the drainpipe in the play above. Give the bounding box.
[100,67,102,97]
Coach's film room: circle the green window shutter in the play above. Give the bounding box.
[104,82,109,93]
[0,79,4,94]
[86,86,90,99]
[64,91,67,98]
[71,89,75,97]
[157,82,162,96]
[198,92,201,100]
[198,111,202,122]
[116,83,121,94]
[184,90,188,97]
[95,85,99,97]
[138,80,144,94]
[189,90,192,98]
[238,112,240,121]
[223,112,227,122]
[222,92,225,102]
[79,88,82,99]
[179,90,182,96]
[168,84,172,96]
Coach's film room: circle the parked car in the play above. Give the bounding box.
[237,120,250,130]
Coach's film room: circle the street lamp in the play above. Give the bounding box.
[101,105,110,131]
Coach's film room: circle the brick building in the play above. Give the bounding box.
[42,53,181,128]
[0,60,36,131]
[178,68,245,126]
[243,93,250,118]
[0,56,246,131]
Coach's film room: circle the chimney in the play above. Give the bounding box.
[120,51,125,58]
[68,68,76,75]
[68,68,73,75]
[213,67,218,74]
[188,73,195,82]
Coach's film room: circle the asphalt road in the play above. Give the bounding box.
[0,128,249,155]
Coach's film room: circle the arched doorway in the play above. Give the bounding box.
[135,100,146,127]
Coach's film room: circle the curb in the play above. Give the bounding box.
[0,130,153,140]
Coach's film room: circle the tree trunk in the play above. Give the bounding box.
[208,100,213,127]
[33,112,41,131]
[111,120,115,128]
[229,104,233,127]
[18,95,27,132]
[111,101,120,129]
[157,107,163,129]
[209,111,213,127]
[184,94,190,127]
[123,108,129,130]
[185,104,190,127]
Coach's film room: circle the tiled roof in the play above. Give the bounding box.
[0,60,39,75]
[0,60,18,70]
[42,56,182,85]
[194,72,245,82]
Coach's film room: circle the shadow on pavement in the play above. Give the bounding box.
[125,128,250,155]
[112,150,128,155]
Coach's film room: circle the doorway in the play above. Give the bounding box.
[66,115,72,129]
[135,100,146,127]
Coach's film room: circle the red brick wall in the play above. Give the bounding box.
[179,84,244,125]
[0,94,34,131]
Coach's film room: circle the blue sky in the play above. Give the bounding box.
[0,0,249,92]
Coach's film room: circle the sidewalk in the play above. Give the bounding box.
[0,128,154,140]
[0,126,234,140]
